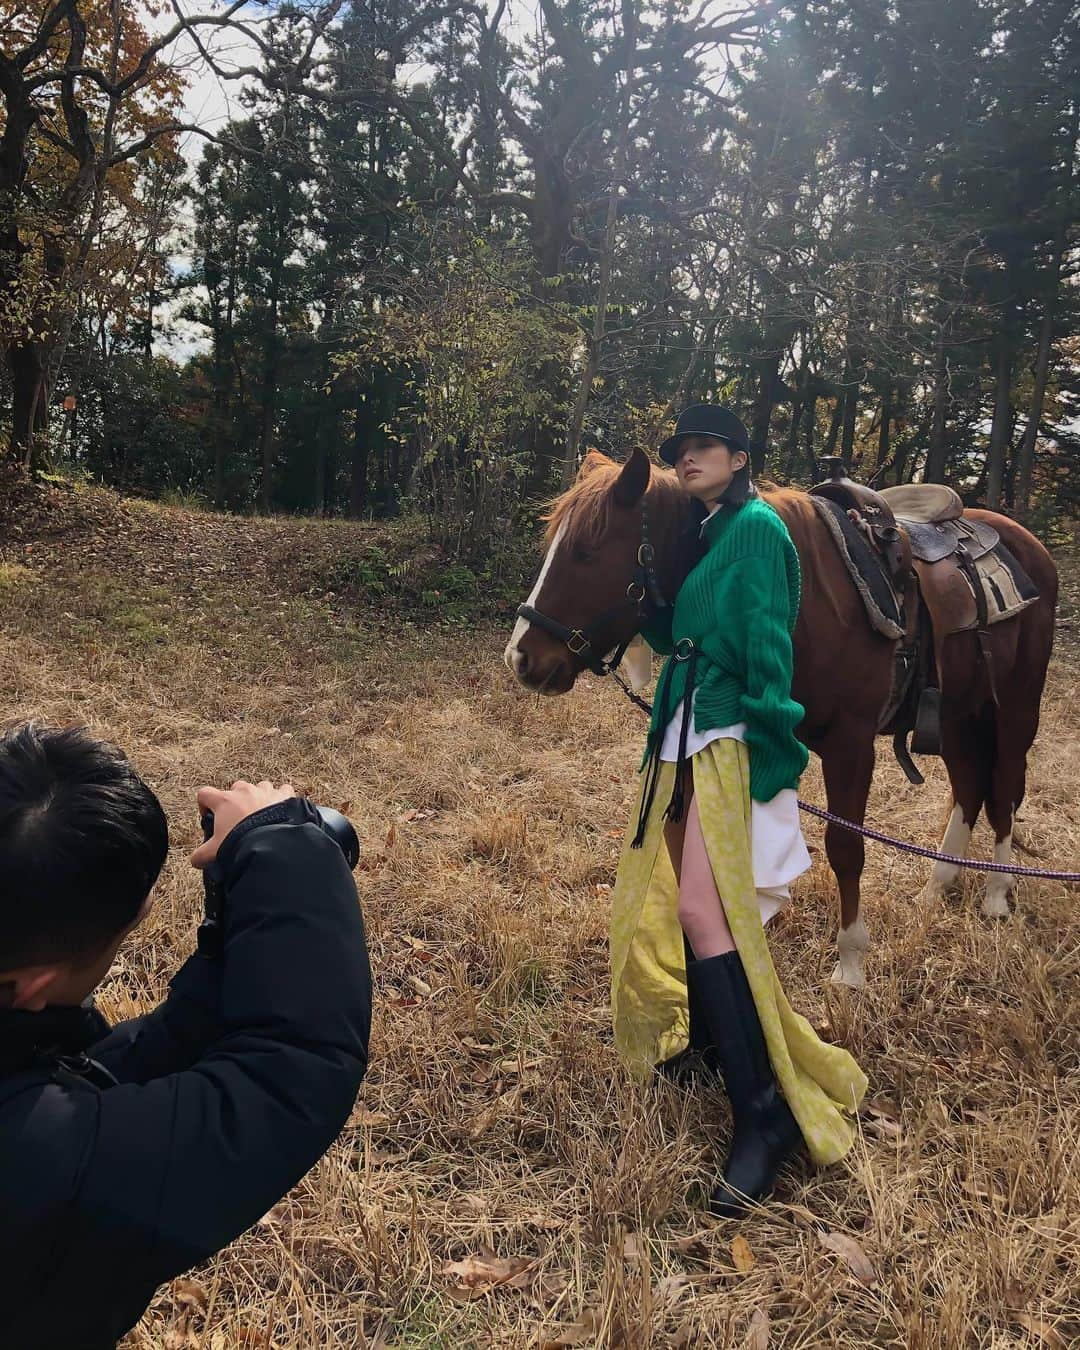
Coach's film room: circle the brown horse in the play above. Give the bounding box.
[504,448,1058,985]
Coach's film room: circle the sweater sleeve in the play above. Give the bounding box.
[718,546,809,802]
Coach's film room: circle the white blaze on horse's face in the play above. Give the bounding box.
[504,520,567,678]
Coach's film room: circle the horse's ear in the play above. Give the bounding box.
[612,447,651,508]
[577,448,612,481]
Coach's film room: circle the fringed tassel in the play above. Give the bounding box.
[631,656,677,848]
[664,649,698,825]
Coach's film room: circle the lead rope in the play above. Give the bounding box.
[618,682,1080,882]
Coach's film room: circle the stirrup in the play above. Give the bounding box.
[911,686,942,756]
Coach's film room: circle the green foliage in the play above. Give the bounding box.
[339,221,575,558]
[6,0,1075,534]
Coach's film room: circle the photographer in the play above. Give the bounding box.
[0,723,372,1349]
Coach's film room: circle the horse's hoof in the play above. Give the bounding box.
[980,890,1012,919]
[830,957,866,988]
[916,879,944,906]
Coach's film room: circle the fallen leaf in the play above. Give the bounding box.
[232,1328,273,1349]
[529,1269,570,1312]
[440,1253,536,1298]
[623,1231,643,1261]
[468,1100,500,1138]
[353,1107,393,1127]
[1004,1278,1028,1310]
[407,974,432,997]
[669,1318,696,1348]
[865,1102,902,1141]
[746,1305,771,1350]
[164,1318,194,1350]
[655,1274,691,1308]
[674,1232,710,1260]
[541,1309,600,1348]
[521,1211,564,1231]
[1013,1314,1067,1348]
[172,1279,208,1313]
[257,1200,292,1228]
[819,1231,879,1286]
[731,1234,755,1274]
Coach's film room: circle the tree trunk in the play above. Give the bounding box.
[925,312,949,483]
[839,361,859,466]
[349,394,371,517]
[802,392,818,481]
[258,331,279,514]
[823,396,843,459]
[563,13,635,487]
[985,281,1017,511]
[874,385,892,472]
[1014,247,1062,517]
[1015,101,1076,514]
[748,352,782,476]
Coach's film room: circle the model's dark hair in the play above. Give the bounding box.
[0,723,168,968]
[718,452,756,506]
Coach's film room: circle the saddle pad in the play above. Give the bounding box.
[913,540,1040,637]
[974,542,1040,625]
[809,496,904,640]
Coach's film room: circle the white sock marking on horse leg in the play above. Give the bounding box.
[831,913,869,987]
[919,803,972,903]
[504,521,567,675]
[982,823,1014,918]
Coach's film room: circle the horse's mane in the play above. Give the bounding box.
[544,449,682,547]
[544,454,820,550]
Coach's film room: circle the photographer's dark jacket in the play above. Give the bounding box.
[0,800,372,1349]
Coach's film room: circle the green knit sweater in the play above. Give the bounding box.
[639,494,809,803]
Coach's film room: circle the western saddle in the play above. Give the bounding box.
[809,458,1001,784]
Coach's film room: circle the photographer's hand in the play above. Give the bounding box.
[190,780,295,869]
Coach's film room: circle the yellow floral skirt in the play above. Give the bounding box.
[610,739,867,1167]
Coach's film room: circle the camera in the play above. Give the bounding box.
[198,802,360,956]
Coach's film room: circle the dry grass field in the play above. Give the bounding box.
[1,480,1077,1350]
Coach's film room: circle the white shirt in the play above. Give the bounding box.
[660,689,811,892]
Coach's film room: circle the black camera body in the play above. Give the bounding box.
[197,802,360,957]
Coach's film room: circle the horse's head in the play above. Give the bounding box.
[505,447,679,694]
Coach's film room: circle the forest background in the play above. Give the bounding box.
[1,0,1078,565]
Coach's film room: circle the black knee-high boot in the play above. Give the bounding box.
[656,939,718,1082]
[686,950,803,1216]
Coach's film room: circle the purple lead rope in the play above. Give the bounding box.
[796,801,1080,882]
[617,680,1080,883]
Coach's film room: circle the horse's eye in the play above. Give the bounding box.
[571,544,593,565]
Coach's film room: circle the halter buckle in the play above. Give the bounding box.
[566,629,592,656]
[637,542,655,566]
[626,580,646,604]
[673,637,696,661]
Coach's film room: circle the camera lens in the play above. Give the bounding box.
[313,807,361,870]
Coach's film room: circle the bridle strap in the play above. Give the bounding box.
[515,496,670,693]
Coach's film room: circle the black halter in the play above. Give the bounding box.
[515,498,669,709]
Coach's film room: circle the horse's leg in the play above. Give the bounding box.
[981,707,1037,918]
[820,728,875,988]
[917,709,992,905]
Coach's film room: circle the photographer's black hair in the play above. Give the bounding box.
[0,723,169,968]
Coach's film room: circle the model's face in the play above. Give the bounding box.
[673,436,747,503]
